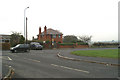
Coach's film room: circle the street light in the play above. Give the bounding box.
[24,7,29,44]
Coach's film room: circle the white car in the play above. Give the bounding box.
[30,42,43,50]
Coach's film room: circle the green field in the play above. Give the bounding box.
[71,49,119,58]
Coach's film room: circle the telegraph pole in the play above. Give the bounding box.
[26,17,28,44]
[24,7,29,44]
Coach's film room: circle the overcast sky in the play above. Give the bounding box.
[0,0,119,42]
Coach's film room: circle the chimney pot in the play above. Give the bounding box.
[44,25,47,34]
[39,27,41,34]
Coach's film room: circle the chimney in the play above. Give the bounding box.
[32,36,34,40]
[44,25,47,34]
[39,27,41,35]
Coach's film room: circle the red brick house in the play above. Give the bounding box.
[37,26,63,43]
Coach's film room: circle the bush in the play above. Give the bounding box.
[46,40,50,44]
[63,35,78,43]
[93,42,119,48]
[77,42,88,45]
[58,41,61,43]
[59,43,74,46]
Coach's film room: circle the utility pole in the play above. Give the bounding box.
[26,17,28,44]
[24,7,29,44]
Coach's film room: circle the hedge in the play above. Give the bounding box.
[77,42,88,45]
[93,42,119,46]
[59,43,74,46]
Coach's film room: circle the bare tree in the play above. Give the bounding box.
[79,35,92,44]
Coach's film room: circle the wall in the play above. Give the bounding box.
[58,45,74,48]
[75,45,89,48]
[58,44,89,48]
[1,43,10,50]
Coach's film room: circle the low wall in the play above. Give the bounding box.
[1,43,10,50]
[43,43,53,49]
[58,44,89,48]
[59,45,74,48]
[75,45,89,48]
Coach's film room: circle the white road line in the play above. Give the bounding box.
[51,64,89,73]
[7,56,12,61]
[24,58,40,62]
[51,64,59,67]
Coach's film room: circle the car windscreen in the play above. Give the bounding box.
[15,44,20,47]
[30,42,39,45]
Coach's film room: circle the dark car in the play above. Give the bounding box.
[30,42,43,50]
[10,44,30,53]
[118,45,120,48]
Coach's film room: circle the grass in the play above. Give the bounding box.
[71,49,119,59]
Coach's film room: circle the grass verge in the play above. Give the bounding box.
[71,49,119,58]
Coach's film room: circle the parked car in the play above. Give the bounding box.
[10,44,30,53]
[30,42,43,50]
[118,45,120,48]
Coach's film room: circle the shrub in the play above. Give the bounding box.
[59,43,74,46]
[77,42,88,45]
[93,42,119,47]
[58,41,61,43]
[46,40,50,44]
[63,35,78,43]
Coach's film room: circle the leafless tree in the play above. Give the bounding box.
[79,35,92,44]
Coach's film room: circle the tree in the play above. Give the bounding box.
[63,35,78,43]
[79,35,92,44]
[10,32,25,47]
[19,35,25,44]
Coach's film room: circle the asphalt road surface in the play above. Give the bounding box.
[2,48,118,78]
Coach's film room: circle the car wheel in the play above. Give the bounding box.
[27,49,30,52]
[14,50,17,53]
[25,49,30,52]
[24,50,27,52]
[40,48,42,50]
[12,51,14,53]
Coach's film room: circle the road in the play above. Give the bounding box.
[2,48,118,78]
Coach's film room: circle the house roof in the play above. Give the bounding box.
[40,28,63,35]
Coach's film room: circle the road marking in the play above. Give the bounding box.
[7,57,12,61]
[1,56,12,61]
[24,58,40,62]
[51,64,89,73]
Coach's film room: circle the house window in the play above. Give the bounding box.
[2,40,5,43]
[58,35,61,38]
[53,35,56,38]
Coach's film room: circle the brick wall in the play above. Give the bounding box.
[39,34,63,43]
[58,45,74,48]
[75,45,89,48]
[1,43,10,50]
